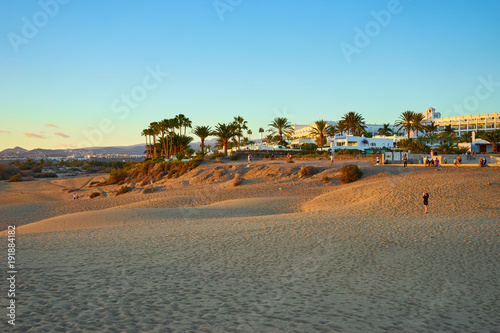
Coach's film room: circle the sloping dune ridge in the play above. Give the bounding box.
[0,161,499,332]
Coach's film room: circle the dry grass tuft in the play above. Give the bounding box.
[141,187,154,194]
[339,164,363,184]
[232,174,243,186]
[298,165,317,178]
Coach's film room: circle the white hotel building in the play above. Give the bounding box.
[292,108,499,142]
[292,121,398,140]
[423,107,500,136]
[287,108,499,152]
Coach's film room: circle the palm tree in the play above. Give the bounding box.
[442,124,455,136]
[310,120,331,150]
[247,129,252,140]
[149,121,160,158]
[182,118,192,136]
[233,116,248,149]
[478,129,500,153]
[171,134,193,154]
[141,129,150,158]
[412,112,425,137]
[193,125,212,153]
[424,121,438,134]
[332,120,349,136]
[213,123,237,155]
[395,111,416,141]
[439,129,457,146]
[377,123,394,136]
[264,134,276,145]
[168,118,179,157]
[341,112,367,136]
[159,119,170,158]
[175,114,187,135]
[268,117,293,141]
[459,131,472,143]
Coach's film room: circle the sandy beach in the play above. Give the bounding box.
[1,160,499,332]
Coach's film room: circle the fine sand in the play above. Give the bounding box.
[1,160,499,332]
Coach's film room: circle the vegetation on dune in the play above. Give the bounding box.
[103,158,203,185]
[0,164,20,180]
[298,165,317,178]
[89,192,101,198]
[106,168,128,184]
[339,164,363,184]
[231,173,243,186]
[35,172,57,178]
[7,174,22,182]
[116,185,132,195]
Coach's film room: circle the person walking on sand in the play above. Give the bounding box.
[248,154,252,163]
[330,153,335,165]
[454,158,458,166]
[423,192,430,214]
[73,193,76,200]
[403,153,408,168]
[376,156,380,164]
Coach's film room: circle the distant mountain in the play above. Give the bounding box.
[0,146,28,155]
[0,138,263,158]
[0,144,146,158]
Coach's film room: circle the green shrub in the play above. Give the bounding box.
[35,172,58,178]
[0,164,19,180]
[89,192,101,199]
[298,165,317,178]
[232,174,243,186]
[230,154,240,161]
[175,152,184,161]
[8,174,22,182]
[167,169,177,179]
[339,164,362,184]
[116,185,132,195]
[208,152,225,159]
[106,168,128,184]
[300,143,318,151]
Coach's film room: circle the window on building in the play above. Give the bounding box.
[347,141,358,146]
[370,143,376,147]
[337,142,345,146]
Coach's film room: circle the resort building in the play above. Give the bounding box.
[291,122,398,139]
[331,135,397,151]
[422,107,499,136]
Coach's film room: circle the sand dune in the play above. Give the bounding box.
[1,161,499,331]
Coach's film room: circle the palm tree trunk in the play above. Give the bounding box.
[161,132,166,158]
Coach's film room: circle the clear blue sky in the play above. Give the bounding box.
[1,0,499,149]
